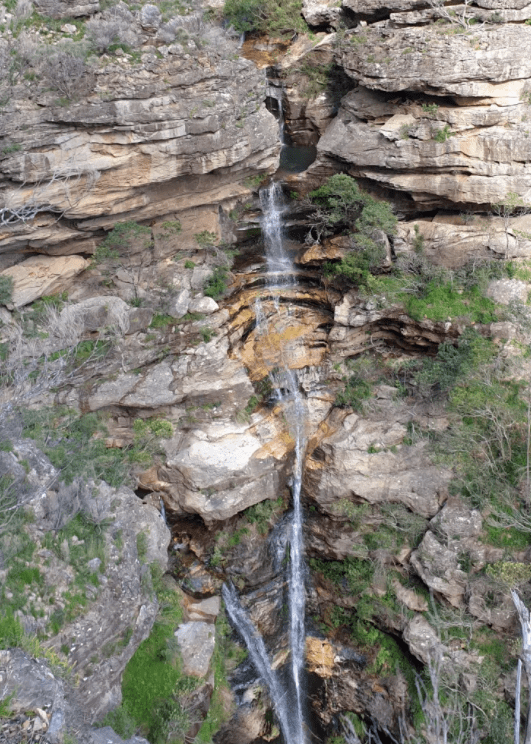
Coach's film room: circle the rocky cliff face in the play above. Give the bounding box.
[2,0,531,742]
[0,4,279,277]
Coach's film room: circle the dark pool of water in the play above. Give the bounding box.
[279,144,317,173]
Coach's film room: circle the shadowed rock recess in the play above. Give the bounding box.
[3,0,531,742]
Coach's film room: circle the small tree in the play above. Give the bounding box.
[223,0,307,36]
[427,0,477,29]
[85,17,138,53]
[41,50,87,100]
[492,191,531,259]
[306,173,396,286]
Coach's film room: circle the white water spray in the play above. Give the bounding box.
[266,82,287,146]
[223,182,308,744]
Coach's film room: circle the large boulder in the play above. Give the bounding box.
[0,256,88,308]
[304,413,451,518]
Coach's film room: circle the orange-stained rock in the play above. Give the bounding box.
[306,636,335,678]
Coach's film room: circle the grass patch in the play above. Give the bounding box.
[150,313,174,329]
[405,282,497,323]
[22,409,173,488]
[117,574,203,743]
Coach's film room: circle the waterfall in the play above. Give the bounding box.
[259,181,291,277]
[266,82,287,146]
[223,182,308,744]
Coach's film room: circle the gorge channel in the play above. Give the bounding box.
[224,179,309,744]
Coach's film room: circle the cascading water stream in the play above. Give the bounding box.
[266,82,287,146]
[222,180,308,744]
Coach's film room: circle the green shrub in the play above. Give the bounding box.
[309,556,373,594]
[0,275,13,305]
[411,328,496,398]
[136,532,148,563]
[90,244,120,265]
[324,242,385,287]
[335,373,372,410]
[308,174,396,286]
[432,124,455,142]
[244,497,284,534]
[486,561,531,586]
[198,327,214,343]
[160,220,181,235]
[204,267,228,299]
[100,221,151,252]
[100,706,136,739]
[0,610,24,649]
[149,313,174,329]
[74,339,111,364]
[0,691,15,718]
[421,102,439,115]
[194,230,218,247]
[22,409,135,487]
[1,143,21,155]
[223,0,307,35]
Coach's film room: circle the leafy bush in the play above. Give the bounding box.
[485,561,531,587]
[0,275,13,305]
[335,373,372,410]
[244,497,284,534]
[223,0,307,35]
[194,230,218,247]
[204,267,228,299]
[432,124,455,142]
[100,706,137,739]
[411,328,496,398]
[309,556,374,595]
[308,174,396,286]
[100,221,151,252]
[91,244,120,265]
[149,313,174,329]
